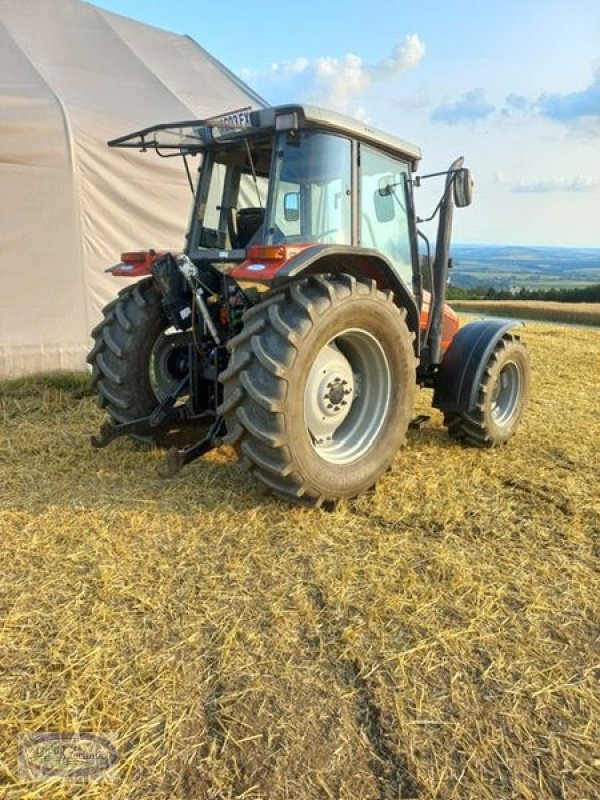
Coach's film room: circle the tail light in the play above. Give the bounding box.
[107,250,165,277]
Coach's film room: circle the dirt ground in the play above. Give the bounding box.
[1,320,598,799]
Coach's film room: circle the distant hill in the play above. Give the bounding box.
[447,244,600,291]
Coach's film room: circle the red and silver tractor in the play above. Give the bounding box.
[89,104,530,506]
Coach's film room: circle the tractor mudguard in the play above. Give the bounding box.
[253,244,421,346]
[432,318,523,413]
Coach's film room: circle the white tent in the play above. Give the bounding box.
[0,0,264,377]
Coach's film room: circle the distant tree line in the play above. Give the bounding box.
[446,284,600,302]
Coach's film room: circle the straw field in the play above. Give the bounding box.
[1,320,599,799]
[449,300,600,326]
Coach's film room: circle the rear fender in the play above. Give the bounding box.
[233,245,420,351]
[432,318,522,413]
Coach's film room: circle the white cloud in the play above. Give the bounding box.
[512,176,600,193]
[501,61,600,136]
[249,34,425,116]
[313,52,369,111]
[432,88,495,125]
[374,34,426,75]
[269,57,310,76]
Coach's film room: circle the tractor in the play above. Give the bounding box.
[88,104,530,506]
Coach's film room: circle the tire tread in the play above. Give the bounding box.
[219,274,415,506]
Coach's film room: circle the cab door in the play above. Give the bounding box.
[358,144,415,292]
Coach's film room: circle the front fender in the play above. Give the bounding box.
[432,318,523,413]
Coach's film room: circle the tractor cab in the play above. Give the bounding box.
[109,105,422,298]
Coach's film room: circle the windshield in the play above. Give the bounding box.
[266,131,352,246]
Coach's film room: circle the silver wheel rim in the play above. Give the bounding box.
[491,361,521,427]
[304,328,391,465]
[149,329,190,402]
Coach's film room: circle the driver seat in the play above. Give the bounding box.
[236,207,265,248]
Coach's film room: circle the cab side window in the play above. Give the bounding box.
[359,146,413,287]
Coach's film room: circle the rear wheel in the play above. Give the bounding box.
[443,333,530,447]
[219,274,417,506]
[88,279,197,446]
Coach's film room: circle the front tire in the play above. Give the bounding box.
[443,333,530,447]
[219,274,417,506]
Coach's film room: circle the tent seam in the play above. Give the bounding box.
[92,5,267,113]
[90,5,199,119]
[182,34,268,109]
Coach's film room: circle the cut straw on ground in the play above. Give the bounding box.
[0,320,599,799]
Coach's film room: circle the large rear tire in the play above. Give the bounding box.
[219,274,417,506]
[88,279,197,446]
[443,333,530,447]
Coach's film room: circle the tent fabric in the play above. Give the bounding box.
[0,0,264,377]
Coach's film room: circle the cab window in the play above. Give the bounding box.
[359,145,413,287]
[268,131,352,245]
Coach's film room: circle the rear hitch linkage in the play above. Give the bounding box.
[91,372,224,477]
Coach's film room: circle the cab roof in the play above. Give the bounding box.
[108,103,422,168]
[257,105,421,167]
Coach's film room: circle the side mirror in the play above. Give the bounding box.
[283,192,300,222]
[377,175,394,196]
[374,182,395,223]
[453,168,473,208]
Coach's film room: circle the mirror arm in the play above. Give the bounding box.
[415,167,464,186]
[416,176,455,224]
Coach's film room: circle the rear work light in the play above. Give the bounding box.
[275,112,299,131]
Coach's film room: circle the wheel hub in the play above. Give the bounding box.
[304,343,355,443]
[491,361,521,426]
[150,330,190,401]
[303,328,392,464]
[326,381,346,407]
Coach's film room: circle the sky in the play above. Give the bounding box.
[90,0,600,247]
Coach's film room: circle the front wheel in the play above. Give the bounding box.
[219,274,417,506]
[444,333,530,446]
